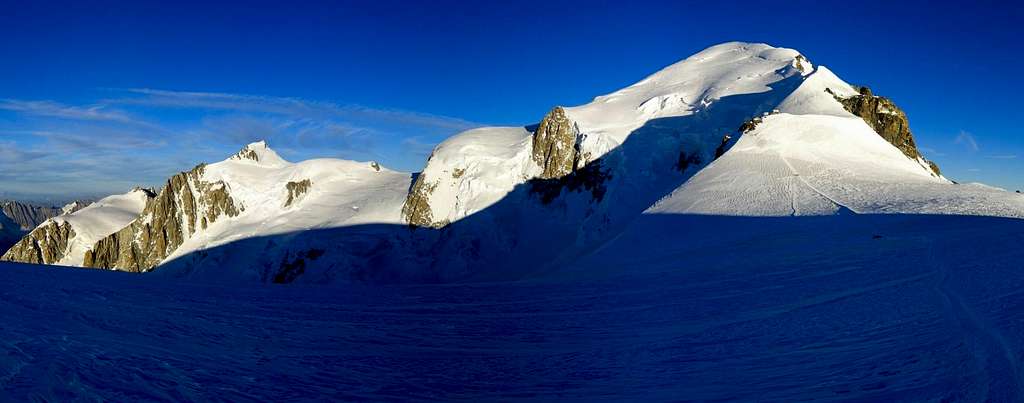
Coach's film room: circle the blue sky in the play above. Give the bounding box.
[1,0,1022,201]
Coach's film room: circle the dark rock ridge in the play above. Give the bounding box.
[84,163,243,272]
[714,135,733,159]
[828,86,941,176]
[531,106,580,179]
[1,200,61,230]
[0,220,75,264]
[232,146,261,162]
[284,179,312,207]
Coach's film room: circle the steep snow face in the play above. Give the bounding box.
[567,42,812,161]
[775,65,858,116]
[402,127,538,227]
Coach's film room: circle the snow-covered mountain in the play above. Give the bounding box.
[1,190,152,265]
[4,42,1023,282]
[0,199,92,256]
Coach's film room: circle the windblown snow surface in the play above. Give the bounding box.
[4,42,1024,400]
[3,213,1024,401]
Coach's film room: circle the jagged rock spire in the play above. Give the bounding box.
[531,106,579,179]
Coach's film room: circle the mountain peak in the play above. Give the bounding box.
[228,140,288,166]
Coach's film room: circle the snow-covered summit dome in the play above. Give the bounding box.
[228,140,289,167]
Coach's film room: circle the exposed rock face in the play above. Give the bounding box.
[232,147,261,162]
[284,179,312,207]
[84,164,242,272]
[531,106,580,179]
[0,220,75,264]
[714,135,733,159]
[739,116,765,134]
[793,54,809,73]
[829,86,941,176]
[402,173,441,228]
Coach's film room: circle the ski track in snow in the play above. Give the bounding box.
[928,238,1022,401]
[2,214,1024,401]
[780,153,851,215]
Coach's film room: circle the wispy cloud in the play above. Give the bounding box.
[30,130,167,153]
[0,99,159,129]
[955,130,980,153]
[400,136,440,159]
[106,88,481,132]
[918,146,946,158]
[188,114,375,159]
[987,154,1018,159]
[0,140,49,165]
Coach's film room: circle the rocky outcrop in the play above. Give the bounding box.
[531,106,580,179]
[232,146,261,162]
[284,179,312,207]
[0,219,75,264]
[402,173,441,228]
[714,135,733,159]
[84,163,242,272]
[793,54,809,73]
[828,86,941,176]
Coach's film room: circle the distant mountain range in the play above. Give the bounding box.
[4,42,1023,282]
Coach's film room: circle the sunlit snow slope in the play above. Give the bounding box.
[170,141,409,258]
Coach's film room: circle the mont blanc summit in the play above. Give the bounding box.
[4,42,1022,283]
